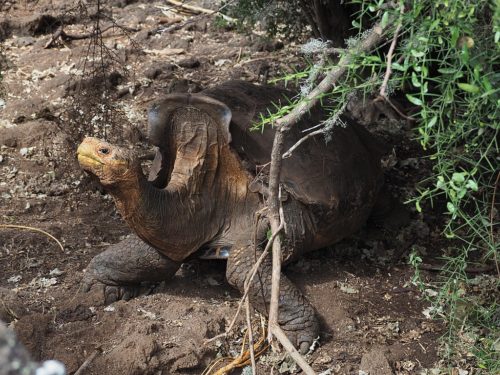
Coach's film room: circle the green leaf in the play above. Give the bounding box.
[481,77,493,91]
[447,202,456,214]
[436,176,446,190]
[406,94,423,106]
[381,11,389,29]
[411,72,421,87]
[415,200,422,213]
[411,50,425,58]
[427,115,438,128]
[392,62,406,72]
[452,172,466,183]
[465,179,478,191]
[457,83,480,93]
[438,68,457,74]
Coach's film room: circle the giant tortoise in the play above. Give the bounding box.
[77,80,389,353]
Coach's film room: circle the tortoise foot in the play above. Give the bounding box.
[227,246,320,354]
[280,314,319,354]
[81,235,180,303]
[81,273,153,304]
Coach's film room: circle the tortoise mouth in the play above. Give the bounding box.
[77,153,103,166]
[77,149,105,172]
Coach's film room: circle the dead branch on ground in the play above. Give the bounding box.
[45,24,139,49]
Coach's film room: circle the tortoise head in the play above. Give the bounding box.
[77,137,140,188]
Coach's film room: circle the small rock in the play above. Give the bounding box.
[49,268,64,276]
[104,306,115,312]
[20,147,35,157]
[178,57,200,69]
[144,63,176,80]
[2,137,17,148]
[360,348,393,375]
[29,277,58,288]
[339,282,359,294]
[7,275,22,283]
[205,276,220,286]
[214,59,230,67]
[12,36,36,47]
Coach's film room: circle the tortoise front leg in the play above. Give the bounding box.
[226,245,319,354]
[82,235,181,304]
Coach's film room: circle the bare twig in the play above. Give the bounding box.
[282,128,324,159]
[0,224,64,252]
[166,0,235,22]
[375,95,416,122]
[489,171,500,277]
[270,323,315,375]
[44,24,139,49]
[74,348,101,375]
[379,4,404,98]
[245,297,257,375]
[205,222,284,344]
[419,263,496,274]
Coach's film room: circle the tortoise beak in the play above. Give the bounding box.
[77,137,105,169]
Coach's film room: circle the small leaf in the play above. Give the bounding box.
[436,176,446,190]
[457,83,480,93]
[415,200,422,213]
[427,115,437,128]
[411,50,425,58]
[438,68,457,74]
[406,94,423,106]
[392,62,406,71]
[411,72,421,87]
[452,172,466,183]
[381,11,390,29]
[465,179,478,191]
[447,202,456,214]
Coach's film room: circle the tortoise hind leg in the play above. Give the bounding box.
[82,235,181,304]
[226,245,319,354]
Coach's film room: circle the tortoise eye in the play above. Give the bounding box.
[99,147,110,155]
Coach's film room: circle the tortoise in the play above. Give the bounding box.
[77,80,390,353]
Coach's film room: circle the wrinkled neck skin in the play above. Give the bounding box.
[108,144,261,262]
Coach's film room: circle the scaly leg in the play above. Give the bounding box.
[82,235,181,304]
[226,245,319,354]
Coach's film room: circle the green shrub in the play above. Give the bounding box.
[249,0,499,372]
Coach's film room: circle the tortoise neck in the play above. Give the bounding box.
[111,170,217,262]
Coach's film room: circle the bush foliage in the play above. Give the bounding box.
[235,0,499,372]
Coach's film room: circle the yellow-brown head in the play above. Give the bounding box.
[77,137,139,188]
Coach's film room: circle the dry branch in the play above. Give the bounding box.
[74,348,101,375]
[165,0,236,22]
[379,4,404,98]
[205,222,284,345]
[265,20,390,374]
[0,224,64,252]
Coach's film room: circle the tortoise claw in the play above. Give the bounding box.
[81,273,153,304]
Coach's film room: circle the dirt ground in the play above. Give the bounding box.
[1,1,446,374]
